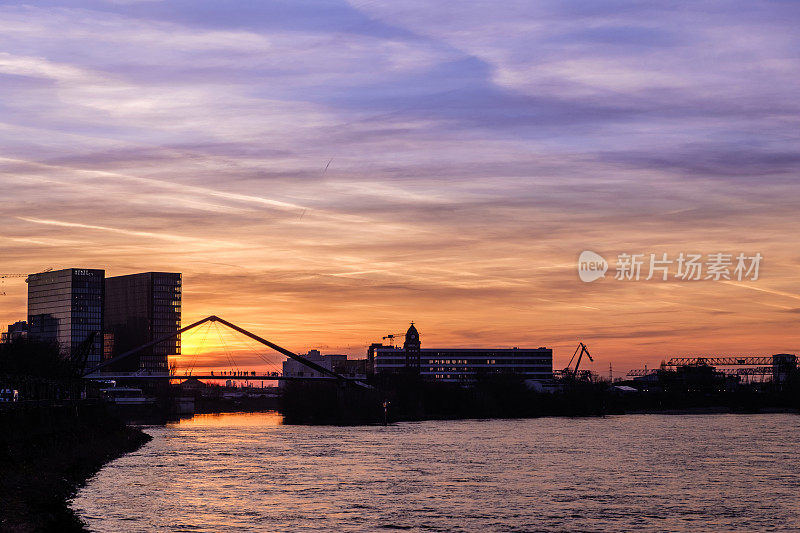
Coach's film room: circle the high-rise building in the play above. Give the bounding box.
[104,272,181,373]
[27,268,105,367]
[373,324,553,382]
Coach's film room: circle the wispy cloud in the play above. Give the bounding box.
[17,216,195,242]
[721,281,800,303]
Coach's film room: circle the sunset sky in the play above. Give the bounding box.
[1,1,799,374]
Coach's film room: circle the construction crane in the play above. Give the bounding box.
[560,342,594,381]
[0,273,28,296]
[382,333,405,347]
[0,268,53,295]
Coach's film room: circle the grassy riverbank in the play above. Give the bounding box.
[0,403,151,532]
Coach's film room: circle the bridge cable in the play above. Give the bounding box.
[184,321,209,375]
[238,332,284,376]
[212,321,240,375]
[218,321,242,374]
[246,336,285,376]
[186,321,213,375]
[216,322,292,378]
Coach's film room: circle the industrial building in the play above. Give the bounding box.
[27,268,105,368]
[104,272,181,373]
[372,324,553,382]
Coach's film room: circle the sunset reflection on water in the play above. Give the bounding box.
[171,411,284,428]
[72,413,800,532]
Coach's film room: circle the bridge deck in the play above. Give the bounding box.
[84,373,342,381]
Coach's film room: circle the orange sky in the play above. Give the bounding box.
[1,1,799,375]
[1,208,798,376]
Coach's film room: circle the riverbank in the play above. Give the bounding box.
[0,402,152,532]
[280,377,800,424]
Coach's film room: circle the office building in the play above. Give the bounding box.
[104,272,181,373]
[372,324,553,382]
[27,268,105,367]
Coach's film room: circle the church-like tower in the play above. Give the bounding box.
[403,322,421,372]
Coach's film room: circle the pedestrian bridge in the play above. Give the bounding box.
[82,315,366,387]
[82,371,339,382]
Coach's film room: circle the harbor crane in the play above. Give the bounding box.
[561,342,594,381]
[70,331,99,377]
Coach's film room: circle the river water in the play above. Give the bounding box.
[71,412,800,532]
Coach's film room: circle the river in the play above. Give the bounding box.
[71,412,800,532]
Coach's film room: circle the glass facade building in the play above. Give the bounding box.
[104,272,181,373]
[27,268,105,367]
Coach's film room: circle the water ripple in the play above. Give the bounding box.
[72,412,800,532]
